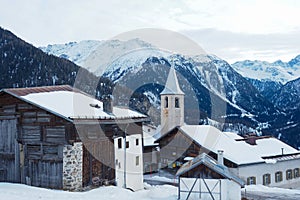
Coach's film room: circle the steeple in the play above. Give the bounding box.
[160,67,185,134]
[160,67,184,95]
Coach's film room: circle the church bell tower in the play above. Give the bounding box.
[160,67,184,134]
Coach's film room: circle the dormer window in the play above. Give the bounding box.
[165,97,168,108]
[175,97,179,108]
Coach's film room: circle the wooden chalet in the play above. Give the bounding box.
[0,85,147,190]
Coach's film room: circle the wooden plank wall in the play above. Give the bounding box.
[0,119,17,182]
[28,160,63,189]
[0,93,73,188]
[79,124,116,186]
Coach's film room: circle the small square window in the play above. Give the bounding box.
[263,174,271,185]
[294,168,299,178]
[286,169,293,180]
[275,171,283,183]
[247,176,256,185]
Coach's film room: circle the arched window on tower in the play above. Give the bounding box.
[165,97,168,108]
[175,97,180,108]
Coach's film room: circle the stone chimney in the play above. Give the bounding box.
[245,135,257,145]
[217,150,224,165]
[102,94,113,114]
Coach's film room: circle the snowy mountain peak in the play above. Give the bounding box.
[40,40,103,67]
[40,39,161,76]
[232,56,300,84]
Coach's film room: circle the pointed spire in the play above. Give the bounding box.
[161,67,184,95]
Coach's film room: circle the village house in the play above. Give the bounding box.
[156,67,300,189]
[0,85,147,191]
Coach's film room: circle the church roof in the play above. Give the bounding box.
[160,67,184,95]
[179,125,299,165]
[156,125,300,165]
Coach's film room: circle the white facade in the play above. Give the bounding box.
[236,158,300,189]
[179,178,241,200]
[114,134,144,191]
[142,123,158,146]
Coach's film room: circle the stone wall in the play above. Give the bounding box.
[63,142,83,191]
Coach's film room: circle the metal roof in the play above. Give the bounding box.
[4,85,77,96]
[1,85,148,122]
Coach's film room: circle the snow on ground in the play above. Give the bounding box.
[0,183,177,200]
[244,185,300,200]
[2,182,300,200]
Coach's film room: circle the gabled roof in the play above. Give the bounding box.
[176,153,244,186]
[1,85,147,122]
[156,125,300,165]
[160,67,184,95]
[180,125,299,165]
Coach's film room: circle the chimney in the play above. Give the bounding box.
[217,150,224,166]
[102,94,113,113]
[245,135,257,145]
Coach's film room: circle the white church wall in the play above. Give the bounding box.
[160,94,184,134]
[114,134,144,191]
[238,158,300,188]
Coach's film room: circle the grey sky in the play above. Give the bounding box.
[0,0,300,63]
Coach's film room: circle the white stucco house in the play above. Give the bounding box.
[114,134,144,191]
[156,67,300,189]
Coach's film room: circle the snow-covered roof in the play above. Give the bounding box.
[176,153,244,186]
[178,125,299,165]
[160,67,184,95]
[142,124,159,147]
[3,85,146,121]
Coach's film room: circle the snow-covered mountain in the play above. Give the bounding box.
[272,77,300,111]
[40,39,300,146]
[231,58,300,84]
[231,57,300,102]
[41,39,167,78]
[41,40,103,70]
[44,41,278,132]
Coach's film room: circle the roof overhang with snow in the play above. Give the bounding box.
[1,85,148,123]
[155,124,300,166]
[176,153,245,186]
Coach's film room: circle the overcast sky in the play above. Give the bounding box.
[1,0,300,63]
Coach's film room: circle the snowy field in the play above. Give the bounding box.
[2,182,300,200]
[0,183,177,200]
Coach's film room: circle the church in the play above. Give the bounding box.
[155,67,300,189]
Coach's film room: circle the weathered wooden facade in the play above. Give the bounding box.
[0,85,147,190]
